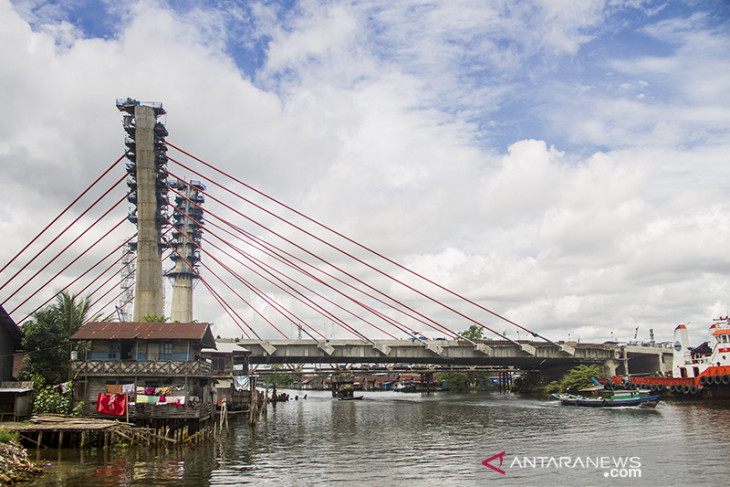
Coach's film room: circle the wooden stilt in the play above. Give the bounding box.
[19,434,45,449]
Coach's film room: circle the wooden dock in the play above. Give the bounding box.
[2,414,212,449]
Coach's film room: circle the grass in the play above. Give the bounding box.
[0,428,19,443]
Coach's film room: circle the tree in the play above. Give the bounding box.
[461,324,485,341]
[56,292,95,337]
[545,364,604,394]
[143,314,168,322]
[20,308,69,383]
[436,371,470,391]
[20,291,95,384]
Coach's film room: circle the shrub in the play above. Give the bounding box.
[0,429,19,443]
[548,364,604,394]
[32,377,77,415]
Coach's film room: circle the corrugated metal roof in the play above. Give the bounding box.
[70,322,216,349]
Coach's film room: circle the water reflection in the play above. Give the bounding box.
[28,391,730,486]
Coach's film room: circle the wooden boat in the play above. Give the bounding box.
[552,389,660,408]
[338,395,364,401]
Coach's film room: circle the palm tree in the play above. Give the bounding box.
[54,291,96,337]
[20,291,97,383]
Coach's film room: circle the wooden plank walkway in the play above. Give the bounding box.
[2,414,211,448]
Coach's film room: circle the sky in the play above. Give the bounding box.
[0,0,729,345]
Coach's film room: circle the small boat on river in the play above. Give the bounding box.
[553,388,660,408]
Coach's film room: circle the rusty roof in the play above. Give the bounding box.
[70,321,216,349]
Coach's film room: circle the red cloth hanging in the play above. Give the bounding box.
[96,393,127,416]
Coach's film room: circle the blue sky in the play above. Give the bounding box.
[1,0,729,343]
[14,0,727,155]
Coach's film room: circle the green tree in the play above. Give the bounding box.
[20,291,95,384]
[461,324,484,341]
[436,371,470,391]
[56,292,95,336]
[545,364,604,394]
[143,314,168,322]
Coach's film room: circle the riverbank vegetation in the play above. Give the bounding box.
[19,292,95,384]
[545,364,603,394]
[435,371,499,391]
[30,375,83,416]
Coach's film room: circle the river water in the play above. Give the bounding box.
[25,390,730,486]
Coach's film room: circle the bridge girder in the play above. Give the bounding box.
[231,339,670,372]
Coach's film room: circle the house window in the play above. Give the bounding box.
[120,341,134,360]
[108,342,121,359]
[211,357,226,371]
[147,342,160,361]
[162,342,173,360]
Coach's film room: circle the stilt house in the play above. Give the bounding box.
[70,321,216,428]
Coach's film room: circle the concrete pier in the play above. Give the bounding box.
[132,105,164,320]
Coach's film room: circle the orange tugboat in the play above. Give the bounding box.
[607,316,730,398]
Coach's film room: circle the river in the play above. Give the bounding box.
[25,390,730,486]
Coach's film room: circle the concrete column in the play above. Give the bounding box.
[170,274,193,323]
[603,359,619,378]
[132,105,164,320]
[168,182,200,323]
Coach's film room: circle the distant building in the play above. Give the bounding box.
[0,306,22,381]
[363,375,399,390]
[201,341,254,411]
[293,375,325,390]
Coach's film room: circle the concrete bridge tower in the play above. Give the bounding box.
[117,98,169,321]
[167,180,205,322]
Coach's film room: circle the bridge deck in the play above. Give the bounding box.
[231,339,671,370]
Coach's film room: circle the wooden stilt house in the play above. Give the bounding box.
[70,322,216,429]
[201,340,255,412]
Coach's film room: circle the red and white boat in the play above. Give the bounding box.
[607,316,730,397]
[672,316,730,384]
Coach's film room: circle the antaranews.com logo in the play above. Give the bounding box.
[483,452,642,478]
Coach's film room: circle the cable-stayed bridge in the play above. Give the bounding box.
[0,99,670,376]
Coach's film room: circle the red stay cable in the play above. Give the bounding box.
[10,216,128,316]
[0,173,127,296]
[0,155,124,276]
[201,232,387,341]
[164,227,257,339]
[191,231,327,341]
[167,183,394,341]
[17,235,136,324]
[166,168,457,339]
[2,192,127,305]
[167,143,547,342]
